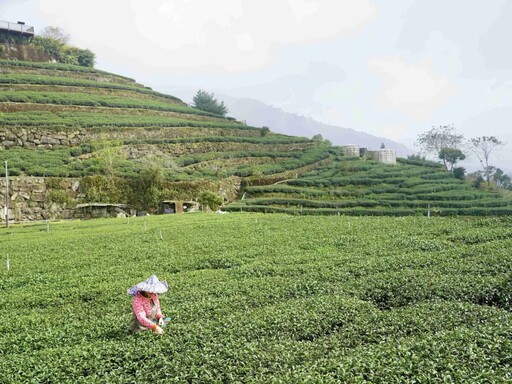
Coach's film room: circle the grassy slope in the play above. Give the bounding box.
[1,213,511,382]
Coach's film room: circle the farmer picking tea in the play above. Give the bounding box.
[127,275,171,334]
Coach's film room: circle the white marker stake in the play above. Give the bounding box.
[6,254,9,272]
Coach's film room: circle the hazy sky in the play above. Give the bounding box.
[2,0,511,169]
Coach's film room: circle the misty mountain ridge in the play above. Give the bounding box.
[220,95,413,157]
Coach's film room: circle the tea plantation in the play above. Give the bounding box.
[0,59,328,183]
[228,157,512,216]
[2,59,512,217]
[1,213,511,383]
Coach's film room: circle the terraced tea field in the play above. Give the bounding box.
[2,59,511,217]
[230,157,512,216]
[0,59,328,182]
[1,213,511,382]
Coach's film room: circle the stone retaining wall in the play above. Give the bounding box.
[0,127,87,149]
[0,177,78,222]
[0,176,240,222]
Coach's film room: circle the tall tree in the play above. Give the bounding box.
[192,90,228,116]
[416,124,464,170]
[493,168,512,189]
[40,26,70,44]
[438,147,465,171]
[93,136,126,178]
[468,136,504,184]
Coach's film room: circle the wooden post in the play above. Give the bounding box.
[4,161,8,228]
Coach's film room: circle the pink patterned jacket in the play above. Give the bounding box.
[131,293,164,329]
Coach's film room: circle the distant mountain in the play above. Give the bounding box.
[221,95,413,157]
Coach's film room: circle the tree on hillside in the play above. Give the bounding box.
[33,26,95,67]
[467,136,504,185]
[60,46,95,67]
[129,164,165,211]
[452,166,466,180]
[416,124,464,170]
[492,168,511,189]
[438,147,465,171]
[93,137,126,178]
[40,26,70,44]
[192,90,228,116]
[33,35,64,61]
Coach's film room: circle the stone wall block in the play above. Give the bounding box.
[31,191,46,202]
[41,136,60,145]
[2,140,15,148]
[71,180,80,191]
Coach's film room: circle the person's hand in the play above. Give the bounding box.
[153,326,164,335]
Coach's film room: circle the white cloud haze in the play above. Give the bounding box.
[369,56,457,121]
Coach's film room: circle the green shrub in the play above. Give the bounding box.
[48,189,72,205]
[198,190,223,211]
[32,36,95,67]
